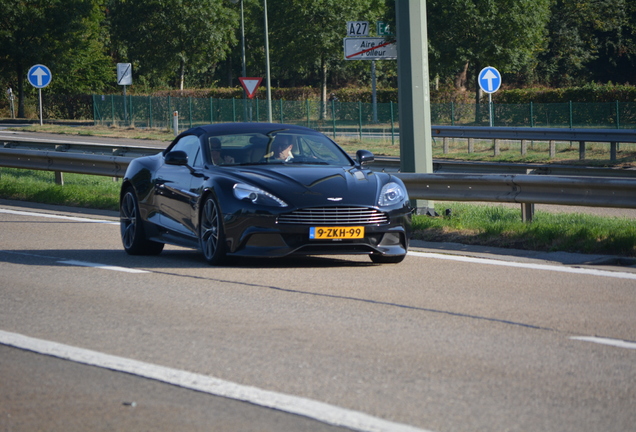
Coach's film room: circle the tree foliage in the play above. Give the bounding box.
[538,0,636,86]
[0,0,635,114]
[0,0,112,116]
[427,0,551,96]
[108,0,238,90]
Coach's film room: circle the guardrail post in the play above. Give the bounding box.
[610,142,617,161]
[549,140,556,158]
[521,203,534,223]
[468,138,474,153]
[521,140,528,156]
[579,141,586,160]
[493,139,500,156]
[55,171,64,186]
[443,137,449,154]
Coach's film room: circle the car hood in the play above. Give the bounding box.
[227,165,382,208]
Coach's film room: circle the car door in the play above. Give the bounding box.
[153,134,204,238]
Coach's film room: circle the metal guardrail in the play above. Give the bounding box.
[0,148,134,177]
[3,134,636,177]
[395,173,636,209]
[1,133,636,219]
[431,126,636,143]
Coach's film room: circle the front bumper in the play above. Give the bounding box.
[223,208,412,258]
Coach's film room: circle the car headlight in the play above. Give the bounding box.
[233,183,288,207]
[378,182,407,207]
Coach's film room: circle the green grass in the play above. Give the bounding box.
[0,168,120,211]
[413,203,636,256]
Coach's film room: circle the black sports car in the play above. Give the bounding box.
[120,123,412,264]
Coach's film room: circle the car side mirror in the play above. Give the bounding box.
[356,150,374,166]
[165,150,188,166]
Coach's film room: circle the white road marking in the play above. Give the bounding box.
[570,336,636,350]
[0,330,431,432]
[0,251,148,274]
[0,208,118,225]
[408,251,636,281]
[59,260,149,274]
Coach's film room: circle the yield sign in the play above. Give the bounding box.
[239,77,263,99]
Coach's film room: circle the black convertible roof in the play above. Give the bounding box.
[185,122,319,137]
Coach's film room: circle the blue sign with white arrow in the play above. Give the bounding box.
[478,66,501,94]
[27,64,52,89]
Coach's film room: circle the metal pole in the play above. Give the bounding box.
[371,60,378,123]
[38,88,43,125]
[396,0,435,214]
[123,85,128,125]
[263,0,273,123]
[240,0,248,121]
[332,99,336,140]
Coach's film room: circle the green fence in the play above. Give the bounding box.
[92,95,636,132]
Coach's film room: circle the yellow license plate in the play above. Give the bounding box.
[309,226,365,239]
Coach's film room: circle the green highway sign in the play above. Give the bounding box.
[377,21,393,36]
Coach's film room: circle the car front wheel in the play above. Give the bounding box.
[199,195,228,265]
[120,188,164,255]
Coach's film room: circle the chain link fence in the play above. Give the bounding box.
[91,95,636,132]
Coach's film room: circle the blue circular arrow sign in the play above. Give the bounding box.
[27,64,52,89]
[478,66,501,94]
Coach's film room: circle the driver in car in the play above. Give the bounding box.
[209,137,234,165]
[273,135,294,161]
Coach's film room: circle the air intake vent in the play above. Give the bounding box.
[278,207,388,225]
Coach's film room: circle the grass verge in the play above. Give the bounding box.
[1,168,634,256]
[413,203,636,257]
[0,168,120,211]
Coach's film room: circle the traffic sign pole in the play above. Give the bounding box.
[478,66,501,127]
[38,89,43,125]
[27,65,52,125]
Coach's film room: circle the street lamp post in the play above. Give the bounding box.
[231,0,248,121]
[263,0,272,122]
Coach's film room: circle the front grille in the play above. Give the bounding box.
[278,207,388,225]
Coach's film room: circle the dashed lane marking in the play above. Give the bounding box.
[408,251,636,281]
[570,336,636,350]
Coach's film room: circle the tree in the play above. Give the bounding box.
[538,0,636,86]
[265,0,386,114]
[0,0,111,117]
[108,0,238,90]
[427,0,550,103]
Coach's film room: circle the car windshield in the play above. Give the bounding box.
[203,129,353,167]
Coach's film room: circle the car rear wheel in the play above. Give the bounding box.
[199,195,228,265]
[369,253,406,264]
[120,188,164,255]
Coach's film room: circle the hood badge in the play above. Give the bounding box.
[327,197,343,202]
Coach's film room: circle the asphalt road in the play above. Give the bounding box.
[1,201,635,432]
